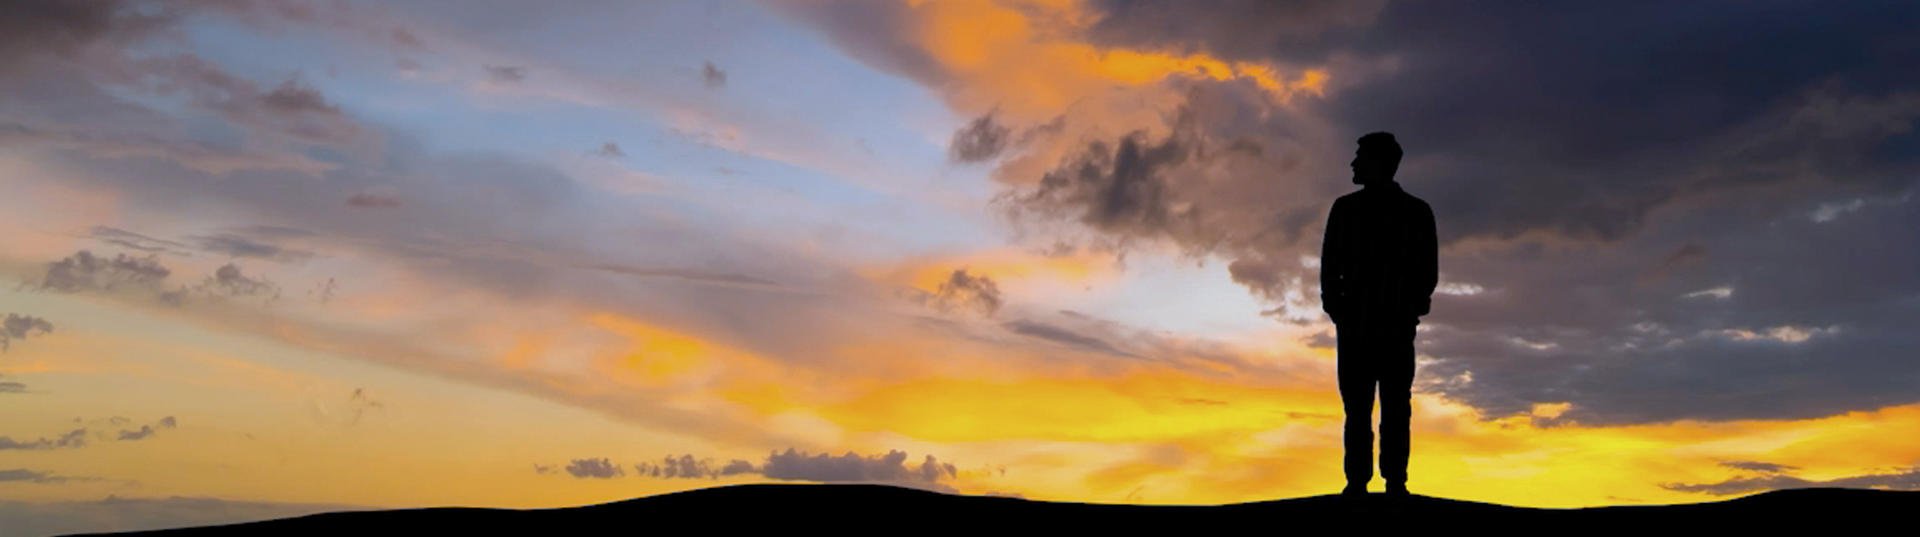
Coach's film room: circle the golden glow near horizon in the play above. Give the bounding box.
[2,0,1913,520]
[11,277,1918,509]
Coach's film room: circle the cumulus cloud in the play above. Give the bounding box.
[564,458,624,479]
[633,454,756,479]
[33,250,172,292]
[1664,466,1920,495]
[1,313,54,352]
[0,428,87,451]
[1299,330,1336,350]
[116,416,177,441]
[200,263,280,300]
[552,449,961,493]
[903,269,1002,317]
[948,112,1010,163]
[116,426,158,441]
[762,449,958,492]
[2,416,174,448]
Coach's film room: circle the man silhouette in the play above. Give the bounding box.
[1320,132,1437,497]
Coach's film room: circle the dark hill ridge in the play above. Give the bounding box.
[74,484,1917,535]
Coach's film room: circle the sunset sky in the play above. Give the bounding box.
[4,0,1919,531]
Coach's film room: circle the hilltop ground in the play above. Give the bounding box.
[77,484,1914,535]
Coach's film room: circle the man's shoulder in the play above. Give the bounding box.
[1393,188,1433,214]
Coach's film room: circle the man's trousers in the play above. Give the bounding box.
[1336,317,1417,486]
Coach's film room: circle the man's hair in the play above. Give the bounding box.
[1357,131,1403,165]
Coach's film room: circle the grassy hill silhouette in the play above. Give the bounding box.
[70,484,1917,535]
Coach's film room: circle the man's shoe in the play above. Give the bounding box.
[1341,483,1367,497]
[1385,482,1409,496]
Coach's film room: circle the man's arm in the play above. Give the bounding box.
[1411,200,1437,317]
[1320,199,1346,324]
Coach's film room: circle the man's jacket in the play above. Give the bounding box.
[1320,181,1438,325]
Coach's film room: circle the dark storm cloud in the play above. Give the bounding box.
[1085,0,1387,64]
[1,314,54,353]
[1082,1,1920,244]
[763,1,949,87]
[1664,467,1920,496]
[943,1,1920,425]
[0,0,170,63]
[1414,191,1920,425]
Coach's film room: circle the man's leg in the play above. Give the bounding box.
[1336,322,1377,490]
[1377,319,1417,490]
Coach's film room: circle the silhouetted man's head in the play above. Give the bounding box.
[1351,132,1402,185]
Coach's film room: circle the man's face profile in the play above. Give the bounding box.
[1351,147,1383,185]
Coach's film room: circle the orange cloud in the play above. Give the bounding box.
[857,0,1326,121]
